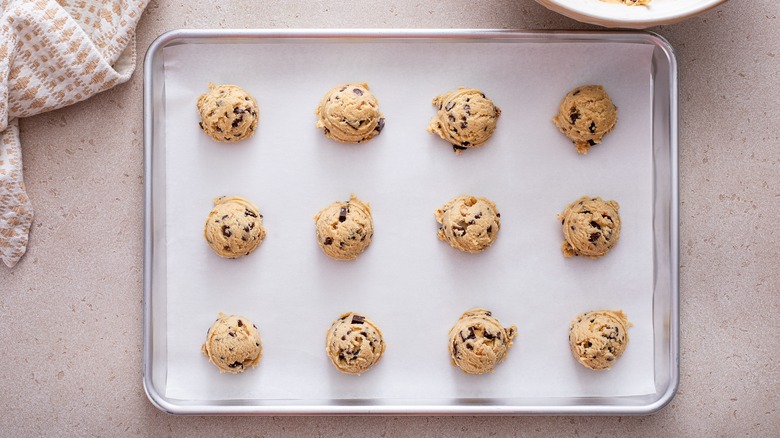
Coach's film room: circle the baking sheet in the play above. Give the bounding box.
[161,38,656,401]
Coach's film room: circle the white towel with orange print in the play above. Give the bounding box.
[0,0,148,267]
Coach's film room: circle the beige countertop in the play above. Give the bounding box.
[2,0,778,435]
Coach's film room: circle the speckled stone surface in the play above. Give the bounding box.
[1,0,778,435]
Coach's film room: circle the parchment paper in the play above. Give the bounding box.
[161,38,657,401]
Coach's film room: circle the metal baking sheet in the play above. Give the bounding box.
[143,29,678,415]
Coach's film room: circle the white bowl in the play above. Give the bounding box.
[535,0,728,28]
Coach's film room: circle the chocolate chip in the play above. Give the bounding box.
[607,356,614,361]
[584,341,592,348]
[589,232,601,243]
[590,221,601,230]
[233,107,245,115]
[452,145,466,152]
[495,213,500,218]
[445,101,455,111]
[474,213,482,219]
[360,332,367,337]
[323,237,333,245]
[587,139,596,146]
[448,114,455,122]
[466,328,477,340]
[222,225,231,237]
[198,122,204,130]
[253,324,257,329]
[237,320,243,327]
[352,88,363,96]
[228,331,236,337]
[589,122,597,133]
[485,311,492,316]
[340,86,347,92]
[463,104,471,114]
[245,209,257,218]
[573,90,580,96]
[339,241,345,248]
[339,207,347,222]
[461,141,470,147]
[570,111,580,124]
[484,331,495,340]
[486,226,492,233]
[351,315,365,324]
[232,116,243,128]
[341,335,346,340]
[228,361,242,368]
[216,126,222,133]
[375,118,385,133]
[249,222,255,230]
[255,342,260,347]
[466,344,473,350]
[460,121,468,129]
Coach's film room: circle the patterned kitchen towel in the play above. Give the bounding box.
[0,0,148,267]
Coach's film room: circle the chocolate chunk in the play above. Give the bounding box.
[340,86,347,92]
[233,107,245,115]
[589,122,597,133]
[448,114,455,122]
[461,141,470,146]
[222,225,231,237]
[445,101,455,111]
[460,121,468,129]
[360,332,367,337]
[245,209,257,218]
[323,237,333,245]
[463,104,471,114]
[569,111,580,124]
[253,324,257,329]
[228,331,236,337]
[573,90,580,96]
[571,225,575,230]
[339,207,347,222]
[474,213,482,219]
[452,145,467,152]
[339,241,345,248]
[375,118,385,133]
[232,116,243,128]
[485,311,492,316]
[352,88,363,96]
[607,356,614,361]
[480,93,486,98]
[466,344,474,350]
[483,331,495,340]
[466,327,477,340]
[256,342,260,347]
[584,341,592,348]
[590,221,601,230]
[216,126,222,133]
[248,222,255,230]
[589,232,601,243]
[495,213,500,218]
[228,361,242,369]
[351,315,365,324]
[237,320,243,327]
[198,122,204,130]
[486,226,492,233]
[587,139,596,146]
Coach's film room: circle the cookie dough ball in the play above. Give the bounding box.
[204,196,266,258]
[435,195,501,253]
[197,83,259,142]
[314,194,373,260]
[569,310,631,370]
[552,85,617,154]
[315,83,385,143]
[427,87,501,154]
[325,312,386,375]
[448,308,517,375]
[557,196,621,258]
[201,313,263,374]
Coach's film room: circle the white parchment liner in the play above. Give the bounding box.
[161,39,657,401]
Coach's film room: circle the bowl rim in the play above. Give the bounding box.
[536,0,728,27]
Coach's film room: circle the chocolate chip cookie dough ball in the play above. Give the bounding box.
[552,85,617,154]
[204,196,266,258]
[569,310,631,370]
[449,308,517,375]
[315,83,385,143]
[427,87,501,154]
[435,195,501,253]
[202,313,263,374]
[325,312,386,375]
[197,83,259,142]
[557,196,620,258]
[314,194,373,261]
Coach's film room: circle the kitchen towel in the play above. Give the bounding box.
[0,0,148,267]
